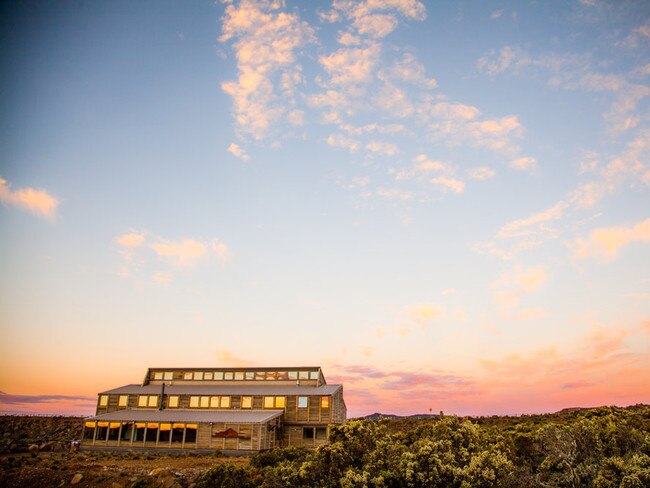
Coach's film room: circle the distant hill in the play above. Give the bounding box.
[362,412,440,420]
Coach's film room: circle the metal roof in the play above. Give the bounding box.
[100,384,342,396]
[88,409,284,424]
[147,366,322,372]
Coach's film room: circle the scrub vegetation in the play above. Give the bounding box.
[1,404,649,487]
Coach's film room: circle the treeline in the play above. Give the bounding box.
[196,404,650,487]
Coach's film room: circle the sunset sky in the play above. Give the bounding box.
[1,0,649,418]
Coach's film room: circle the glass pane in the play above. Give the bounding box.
[241,396,252,408]
[154,372,163,380]
[200,396,209,408]
[234,372,244,380]
[99,395,109,406]
[118,395,128,407]
[264,397,274,408]
[321,396,330,408]
[275,396,285,408]
[185,426,197,443]
[298,396,308,408]
[221,396,231,408]
[309,371,319,379]
[148,395,158,407]
[288,371,298,380]
[299,371,309,379]
[210,396,219,408]
[189,396,199,408]
[214,372,224,380]
[194,372,203,380]
[224,372,234,380]
[163,372,173,380]
[168,396,179,408]
[245,372,254,380]
[138,396,148,407]
[204,372,213,380]
[183,372,192,380]
[277,371,288,380]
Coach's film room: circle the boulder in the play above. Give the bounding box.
[71,472,83,484]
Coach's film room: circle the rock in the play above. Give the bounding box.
[111,482,124,488]
[28,444,39,454]
[149,467,172,477]
[71,473,83,485]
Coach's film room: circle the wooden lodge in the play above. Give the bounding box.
[81,366,346,453]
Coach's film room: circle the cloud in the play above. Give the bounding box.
[405,302,444,329]
[491,264,547,309]
[150,239,207,267]
[388,52,437,88]
[430,176,465,193]
[319,43,381,85]
[219,0,315,139]
[212,239,230,260]
[153,271,172,287]
[428,102,479,120]
[498,201,567,240]
[115,232,145,248]
[327,133,361,152]
[375,187,412,201]
[466,167,496,180]
[365,140,398,156]
[0,392,95,405]
[228,142,250,161]
[510,156,537,171]
[0,177,59,221]
[572,217,650,259]
[477,46,518,76]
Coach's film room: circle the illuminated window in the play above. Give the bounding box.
[277,371,288,380]
[221,396,230,408]
[264,396,285,408]
[234,372,244,380]
[321,396,330,408]
[298,396,308,408]
[163,372,173,381]
[154,372,163,380]
[224,372,234,380]
[168,396,179,408]
[265,372,275,380]
[183,372,192,380]
[241,396,252,408]
[214,372,224,380]
[194,372,203,381]
[200,396,209,408]
[99,395,109,407]
[288,371,298,380]
[138,395,158,408]
[245,372,254,380]
[204,372,213,380]
[118,395,128,407]
[299,371,309,380]
[189,396,200,408]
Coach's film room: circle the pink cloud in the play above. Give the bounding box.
[0,177,59,221]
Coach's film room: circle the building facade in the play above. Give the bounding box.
[81,366,346,453]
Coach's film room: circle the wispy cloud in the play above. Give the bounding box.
[0,177,59,221]
[572,217,650,259]
[491,264,547,310]
[115,232,145,248]
[228,142,250,161]
[466,166,496,180]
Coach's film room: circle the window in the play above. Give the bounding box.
[288,371,298,380]
[163,371,173,381]
[245,372,254,380]
[264,396,285,408]
[121,422,133,442]
[133,423,146,442]
[316,427,327,440]
[224,371,234,380]
[83,422,95,440]
[168,395,179,408]
[303,427,314,439]
[138,395,158,408]
[118,395,128,407]
[235,371,244,380]
[99,395,109,407]
[200,396,209,408]
[189,396,200,408]
[221,396,231,408]
[194,372,203,381]
[108,422,120,441]
[159,423,171,443]
[154,372,163,380]
[185,424,197,443]
[310,371,319,380]
[145,423,158,442]
[214,372,224,380]
[298,396,308,408]
[321,396,330,408]
[241,396,252,408]
[299,371,309,380]
[204,372,213,380]
[171,424,184,443]
[96,422,108,441]
[183,372,192,380]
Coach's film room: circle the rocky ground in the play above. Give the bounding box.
[0,416,249,487]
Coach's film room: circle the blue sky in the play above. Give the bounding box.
[1,0,649,416]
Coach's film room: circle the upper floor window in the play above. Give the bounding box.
[288,371,298,380]
[234,372,244,380]
[99,395,109,407]
[138,395,158,408]
[189,396,231,408]
[321,396,330,408]
[168,395,179,408]
[183,372,192,380]
[210,396,230,408]
[204,372,213,380]
[241,396,252,408]
[118,395,129,407]
[245,372,254,380]
[164,371,173,380]
[224,372,234,380]
[298,396,308,408]
[264,396,285,409]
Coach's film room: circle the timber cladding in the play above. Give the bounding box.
[82,366,346,453]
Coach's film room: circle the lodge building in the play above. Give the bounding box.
[81,366,346,453]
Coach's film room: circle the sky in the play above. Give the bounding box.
[1,0,649,418]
